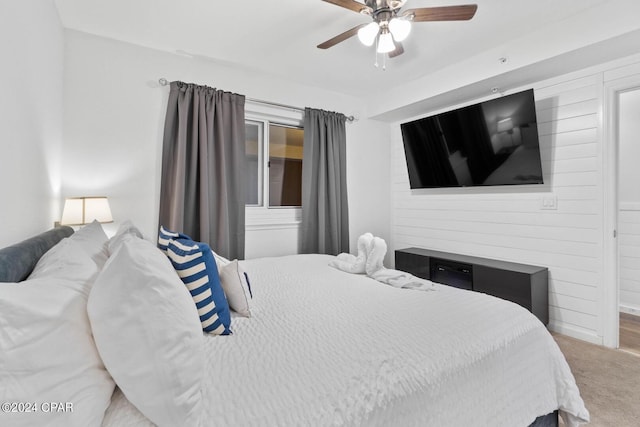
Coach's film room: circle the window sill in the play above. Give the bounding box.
[245,206,302,231]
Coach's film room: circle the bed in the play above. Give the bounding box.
[0,223,589,427]
[482,145,544,186]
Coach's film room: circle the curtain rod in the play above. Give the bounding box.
[158,78,355,122]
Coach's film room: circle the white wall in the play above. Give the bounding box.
[389,53,640,345]
[618,88,640,314]
[346,119,391,257]
[62,31,391,257]
[0,2,64,247]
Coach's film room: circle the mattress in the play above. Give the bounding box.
[102,254,588,427]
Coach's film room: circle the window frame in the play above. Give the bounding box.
[245,103,304,228]
[244,119,265,207]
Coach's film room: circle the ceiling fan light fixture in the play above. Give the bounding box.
[317,1,478,64]
[357,22,380,46]
[388,17,411,42]
[377,30,395,54]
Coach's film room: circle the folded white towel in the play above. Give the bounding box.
[369,268,435,291]
[365,236,435,291]
[329,233,434,291]
[364,236,386,277]
[328,233,374,274]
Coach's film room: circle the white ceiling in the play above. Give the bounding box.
[55,0,640,105]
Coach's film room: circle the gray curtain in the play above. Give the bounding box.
[301,108,349,255]
[159,81,246,259]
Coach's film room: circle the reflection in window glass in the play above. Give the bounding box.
[268,125,304,207]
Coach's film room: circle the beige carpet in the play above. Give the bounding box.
[553,333,640,426]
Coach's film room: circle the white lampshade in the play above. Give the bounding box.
[388,18,411,42]
[357,22,380,47]
[60,197,113,226]
[497,117,514,133]
[377,31,395,54]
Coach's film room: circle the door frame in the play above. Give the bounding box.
[603,76,640,348]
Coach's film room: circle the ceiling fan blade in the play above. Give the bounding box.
[388,41,404,58]
[317,24,367,49]
[322,0,372,14]
[403,4,478,22]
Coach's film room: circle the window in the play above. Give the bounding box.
[245,121,263,206]
[245,120,304,208]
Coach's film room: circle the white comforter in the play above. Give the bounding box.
[103,254,589,427]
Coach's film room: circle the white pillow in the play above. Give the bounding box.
[107,220,144,256]
[0,247,115,427]
[219,260,252,317]
[212,250,231,270]
[28,237,101,283]
[68,220,109,268]
[88,235,204,427]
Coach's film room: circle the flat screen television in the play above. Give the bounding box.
[400,89,544,188]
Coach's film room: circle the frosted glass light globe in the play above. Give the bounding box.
[357,22,380,46]
[377,31,395,53]
[388,18,411,42]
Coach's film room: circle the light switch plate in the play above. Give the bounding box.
[540,195,557,210]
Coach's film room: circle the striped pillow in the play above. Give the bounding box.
[158,225,190,253]
[166,238,231,335]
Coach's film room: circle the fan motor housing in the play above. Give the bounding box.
[365,0,406,10]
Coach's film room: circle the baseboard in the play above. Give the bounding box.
[619,304,640,316]
[547,321,602,345]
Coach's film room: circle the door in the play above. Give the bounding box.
[603,79,640,348]
[617,87,640,353]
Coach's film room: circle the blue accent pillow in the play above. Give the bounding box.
[158,226,191,253]
[166,238,231,335]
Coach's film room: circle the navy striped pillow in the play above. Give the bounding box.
[166,238,231,335]
[158,226,190,253]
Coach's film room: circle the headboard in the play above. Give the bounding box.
[0,226,74,283]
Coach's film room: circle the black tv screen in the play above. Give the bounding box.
[400,89,544,188]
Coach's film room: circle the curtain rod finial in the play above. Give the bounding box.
[159,78,169,86]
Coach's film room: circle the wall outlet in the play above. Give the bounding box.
[540,195,558,210]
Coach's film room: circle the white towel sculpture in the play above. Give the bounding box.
[330,233,435,291]
[328,233,374,274]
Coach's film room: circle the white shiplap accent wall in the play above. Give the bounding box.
[390,72,603,343]
[619,203,640,315]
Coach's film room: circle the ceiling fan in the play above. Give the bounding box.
[318,0,477,58]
